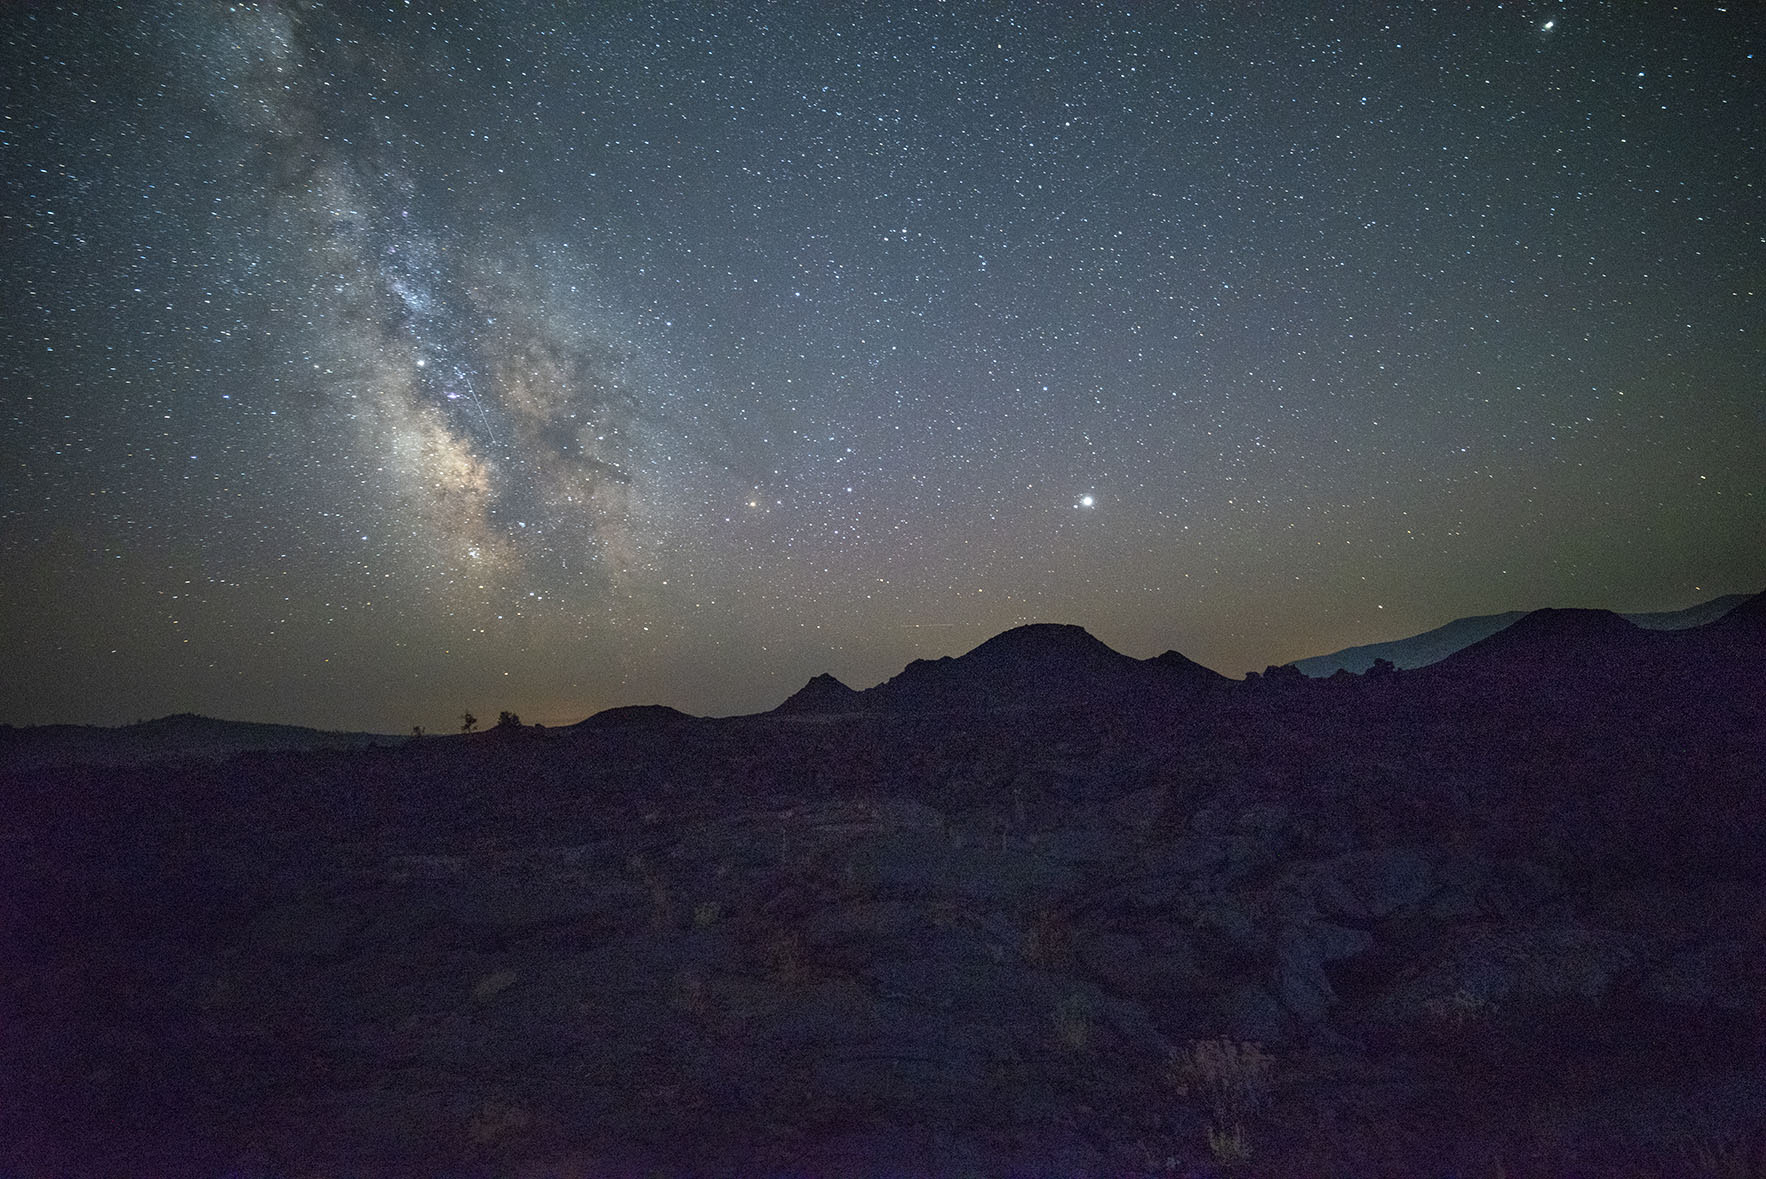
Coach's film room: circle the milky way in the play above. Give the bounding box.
[202,3,663,605]
[2,2,1761,730]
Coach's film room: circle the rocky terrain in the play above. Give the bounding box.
[3,594,1764,1176]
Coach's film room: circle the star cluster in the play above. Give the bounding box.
[2,2,1761,729]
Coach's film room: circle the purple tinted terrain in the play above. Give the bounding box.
[4,594,1763,1175]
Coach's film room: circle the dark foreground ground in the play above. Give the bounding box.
[4,608,1764,1176]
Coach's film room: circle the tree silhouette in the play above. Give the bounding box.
[495,710,522,729]
[460,711,478,733]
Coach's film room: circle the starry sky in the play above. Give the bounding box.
[3,2,1762,732]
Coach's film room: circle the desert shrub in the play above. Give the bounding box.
[1177,1037,1273,1164]
[1208,1121,1252,1164]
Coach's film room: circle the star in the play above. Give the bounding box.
[0,1,1756,729]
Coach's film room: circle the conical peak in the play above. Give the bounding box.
[963,623,1123,660]
[772,671,861,715]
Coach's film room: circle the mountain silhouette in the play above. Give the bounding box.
[1623,591,1752,629]
[571,704,696,729]
[0,712,398,771]
[1292,611,1525,676]
[774,622,1225,714]
[772,672,862,715]
[1292,591,1748,676]
[1437,606,1647,667]
[1406,598,1766,729]
[1682,587,1766,686]
[1411,607,1663,700]
[1708,586,1766,632]
[1144,646,1226,685]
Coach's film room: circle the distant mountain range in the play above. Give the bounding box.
[0,712,400,771]
[5,590,1760,764]
[1288,592,1749,677]
[1416,590,1765,693]
[770,589,1763,716]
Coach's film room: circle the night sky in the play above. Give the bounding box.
[3,2,1761,732]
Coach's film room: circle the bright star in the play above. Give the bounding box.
[1078,495,1095,508]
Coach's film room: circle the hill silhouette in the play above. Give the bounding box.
[773,672,862,715]
[0,711,398,771]
[1708,585,1766,632]
[1291,590,1748,676]
[570,703,697,730]
[1411,596,1765,706]
[1292,610,1525,676]
[862,622,1151,712]
[1426,605,1649,676]
[774,622,1225,714]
